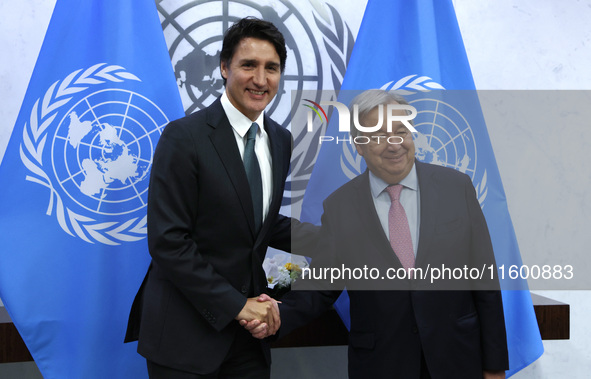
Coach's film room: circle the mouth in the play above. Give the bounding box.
[248,89,266,96]
[385,154,406,162]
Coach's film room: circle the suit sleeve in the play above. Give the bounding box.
[465,177,510,371]
[268,215,321,256]
[147,122,246,332]
[277,198,343,338]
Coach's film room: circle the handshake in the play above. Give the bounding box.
[235,294,280,339]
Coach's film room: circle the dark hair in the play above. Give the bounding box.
[220,17,287,85]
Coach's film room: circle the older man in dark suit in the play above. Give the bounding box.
[125,18,300,378]
[246,90,509,379]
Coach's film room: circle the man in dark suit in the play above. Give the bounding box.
[125,18,297,378]
[246,90,509,378]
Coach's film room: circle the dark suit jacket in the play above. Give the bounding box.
[125,98,294,374]
[281,161,509,379]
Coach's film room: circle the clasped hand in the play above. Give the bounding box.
[235,294,279,339]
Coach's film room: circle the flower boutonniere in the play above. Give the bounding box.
[263,253,309,299]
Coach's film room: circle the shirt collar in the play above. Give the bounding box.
[221,91,265,138]
[369,163,419,199]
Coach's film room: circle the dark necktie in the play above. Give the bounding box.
[244,122,263,233]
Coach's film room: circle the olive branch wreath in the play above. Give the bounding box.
[19,63,150,245]
[287,3,355,206]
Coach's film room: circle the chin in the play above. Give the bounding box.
[247,101,267,111]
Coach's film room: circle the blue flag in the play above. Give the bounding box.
[300,0,543,376]
[0,0,184,378]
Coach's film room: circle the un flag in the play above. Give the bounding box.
[0,0,183,378]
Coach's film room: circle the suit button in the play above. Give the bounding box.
[241,286,248,294]
[412,326,418,334]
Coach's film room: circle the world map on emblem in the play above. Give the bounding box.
[67,112,145,198]
[51,89,167,216]
[411,98,478,180]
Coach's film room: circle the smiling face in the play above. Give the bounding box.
[220,37,281,121]
[355,103,416,184]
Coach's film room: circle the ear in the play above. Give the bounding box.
[354,141,365,156]
[220,61,228,80]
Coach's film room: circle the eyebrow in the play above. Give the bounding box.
[239,59,257,65]
[238,58,280,67]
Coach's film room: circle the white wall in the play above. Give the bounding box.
[455,0,591,377]
[454,0,591,378]
[1,0,590,377]
[0,0,56,160]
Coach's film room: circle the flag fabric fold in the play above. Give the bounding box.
[0,0,184,377]
[300,0,543,376]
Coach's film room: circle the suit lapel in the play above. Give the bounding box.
[207,99,257,236]
[414,161,438,269]
[256,114,284,243]
[352,171,404,268]
[351,163,440,273]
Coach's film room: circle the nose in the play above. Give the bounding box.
[385,138,403,152]
[253,67,266,87]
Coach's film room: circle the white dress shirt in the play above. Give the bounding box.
[221,92,273,223]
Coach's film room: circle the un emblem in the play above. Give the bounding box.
[411,98,476,172]
[20,64,169,245]
[158,0,324,129]
[342,75,488,206]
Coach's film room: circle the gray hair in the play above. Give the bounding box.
[348,90,412,138]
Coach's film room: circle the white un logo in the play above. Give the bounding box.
[52,89,162,216]
[411,98,478,178]
[341,76,488,206]
[20,64,169,245]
